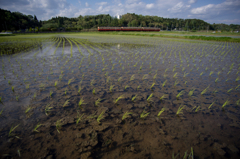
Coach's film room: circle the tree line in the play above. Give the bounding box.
[0,8,239,32]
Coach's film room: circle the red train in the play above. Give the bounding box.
[98,27,160,31]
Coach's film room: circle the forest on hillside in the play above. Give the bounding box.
[0,8,239,32]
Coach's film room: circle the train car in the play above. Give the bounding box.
[142,27,160,31]
[98,27,121,31]
[120,27,143,31]
[98,27,160,31]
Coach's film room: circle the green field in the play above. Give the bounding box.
[0,33,240,158]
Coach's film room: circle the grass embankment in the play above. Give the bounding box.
[1,31,239,42]
[98,32,240,42]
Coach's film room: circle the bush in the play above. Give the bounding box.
[51,28,57,31]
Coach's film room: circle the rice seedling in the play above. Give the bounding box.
[140,110,150,119]
[95,98,103,106]
[114,95,124,104]
[176,90,184,100]
[200,72,203,76]
[122,111,132,121]
[188,89,195,97]
[153,73,157,80]
[68,78,74,85]
[183,72,189,77]
[201,85,210,95]
[9,124,19,137]
[92,88,96,95]
[45,104,53,116]
[236,99,240,106]
[33,123,42,132]
[87,111,97,119]
[209,71,214,76]
[157,108,165,117]
[162,80,167,87]
[222,99,230,109]
[142,74,148,80]
[63,100,70,107]
[56,120,62,133]
[215,78,219,83]
[236,76,240,82]
[107,76,110,83]
[173,73,178,78]
[131,95,137,102]
[78,86,82,94]
[236,84,240,90]
[0,108,4,116]
[78,98,86,108]
[227,88,233,93]
[147,93,153,103]
[208,101,215,109]
[11,86,14,92]
[16,96,19,101]
[172,152,179,159]
[130,74,135,81]
[109,85,114,93]
[97,111,105,123]
[118,77,122,82]
[125,85,129,90]
[8,80,11,85]
[176,105,185,115]
[65,88,68,95]
[159,94,167,101]
[150,82,155,90]
[33,92,37,99]
[195,106,201,112]
[76,113,84,124]
[54,81,58,87]
[174,80,179,87]
[49,91,53,98]
[90,79,96,86]
[137,85,141,90]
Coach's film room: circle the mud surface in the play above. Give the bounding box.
[0,35,240,159]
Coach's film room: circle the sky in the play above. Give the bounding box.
[0,0,240,24]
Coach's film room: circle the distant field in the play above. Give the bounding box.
[1,31,240,42]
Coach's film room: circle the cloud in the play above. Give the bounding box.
[96,2,108,6]
[191,4,214,14]
[0,0,239,24]
[146,3,154,9]
[167,2,191,13]
[188,0,197,4]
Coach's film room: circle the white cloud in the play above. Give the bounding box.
[191,4,214,14]
[0,0,240,24]
[168,2,191,13]
[188,0,197,4]
[146,3,154,9]
[96,2,108,6]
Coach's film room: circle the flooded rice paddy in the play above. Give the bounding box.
[0,34,240,159]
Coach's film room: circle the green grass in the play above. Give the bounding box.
[114,95,124,104]
[33,123,42,132]
[9,124,19,137]
[176,105,185,115]
[158,108,166,117]
[122,111,132,120]
[97,111,105,123]
[56,120,62,133]
[140,110,150,119]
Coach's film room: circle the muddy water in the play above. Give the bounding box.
[0,35,240,159]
